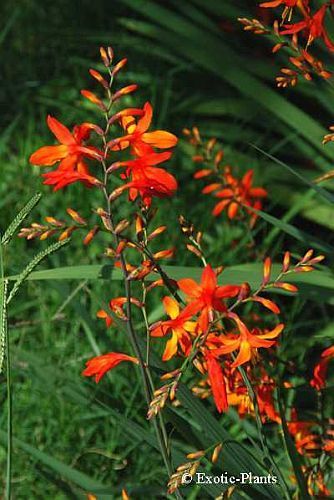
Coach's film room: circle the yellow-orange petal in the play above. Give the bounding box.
[163,296,180,320]
[142,130,178,148]
[231,340,251,368]
[162,332,179,361]
[251,297,280,314]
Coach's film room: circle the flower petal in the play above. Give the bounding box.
[30,145,68,166]
[47,115,75,145]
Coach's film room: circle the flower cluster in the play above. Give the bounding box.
[239,1,333,87]
[147,250,323,417]
[184,127,267,227]
[25,46,332,497]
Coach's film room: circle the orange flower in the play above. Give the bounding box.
[110,151,178,206]
[111,102,177,155]
[150,297,196,360]
[212,313,283,367]
[310,345,334,390]
[97,297,142,327]
[212,170,267,222]
[281,5,334,51]
[30,116,102,190]
[178,265,240,332]
[82,352,138,382]
[204,351,228,413]
[260,0,308,21]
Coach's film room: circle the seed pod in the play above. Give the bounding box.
[66,208,86,225]
[115,219,130,235]
[81,90,106,110]
[89,69,108,88]
[45,216,64,227]
[211,443,223,463]
[186,450,205,460]
[282,251,290,273]
[99,46,110,67]
[112,58,127,76]
[274,282,298,293]
[83,226,99,245]
[262,257,272,286]
[147,225,167,241]
[112,84,138,102]
[59,226,77,241]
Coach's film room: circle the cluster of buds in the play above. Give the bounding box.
[178,215,204,261]
[238,2,334,88]
[277,50,332,87]
[167,443,223,494]
[18,208,99,245]
[147,370,181,419]
[238,17,269,35]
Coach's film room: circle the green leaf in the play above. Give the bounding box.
[276,388,311,499]
[5,263,334,303]
[247,205,334,254]
[250,144,334,205]
[6,238,70,304]
[0,430,113,497]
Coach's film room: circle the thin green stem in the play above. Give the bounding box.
[1,240,11,499]
[5,280,11,500]
[97,66,182,498]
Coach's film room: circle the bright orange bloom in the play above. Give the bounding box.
[287,415,320,457]
[97,297,142,327]
[178,265,240,332]
[310,345,334,390]
[211,170,267,223]
[30,116,103,190]
[150,297,196,360]
[204,351,228,413]
[111,151,178,206]
[260,0,308,21]
[82,352,138,382]
[281,5,334,51]
[212,313,283,367]
[112,102,178,155]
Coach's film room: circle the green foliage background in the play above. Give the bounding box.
[0,0,333,498]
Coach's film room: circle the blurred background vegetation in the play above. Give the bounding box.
[1,0,333,498]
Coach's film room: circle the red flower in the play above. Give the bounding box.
[111,102,178,155]
[281,5,334,51]
[150,297,196,360]
[212,170,267,222]
[212,313,283,368]
[260,0,308,16]
[30,116,102,190]
[177,265,240,332]
[97,297,142,327]
[310,345,334,390]
[205,351,228,413]
[82,352,138,382]
[111,151,178,206]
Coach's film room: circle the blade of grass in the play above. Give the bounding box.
[250,144,334,204]
[0,430,113,498]
[276,387,311,499]
[0,237,11,500]
[1,192,42,246]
